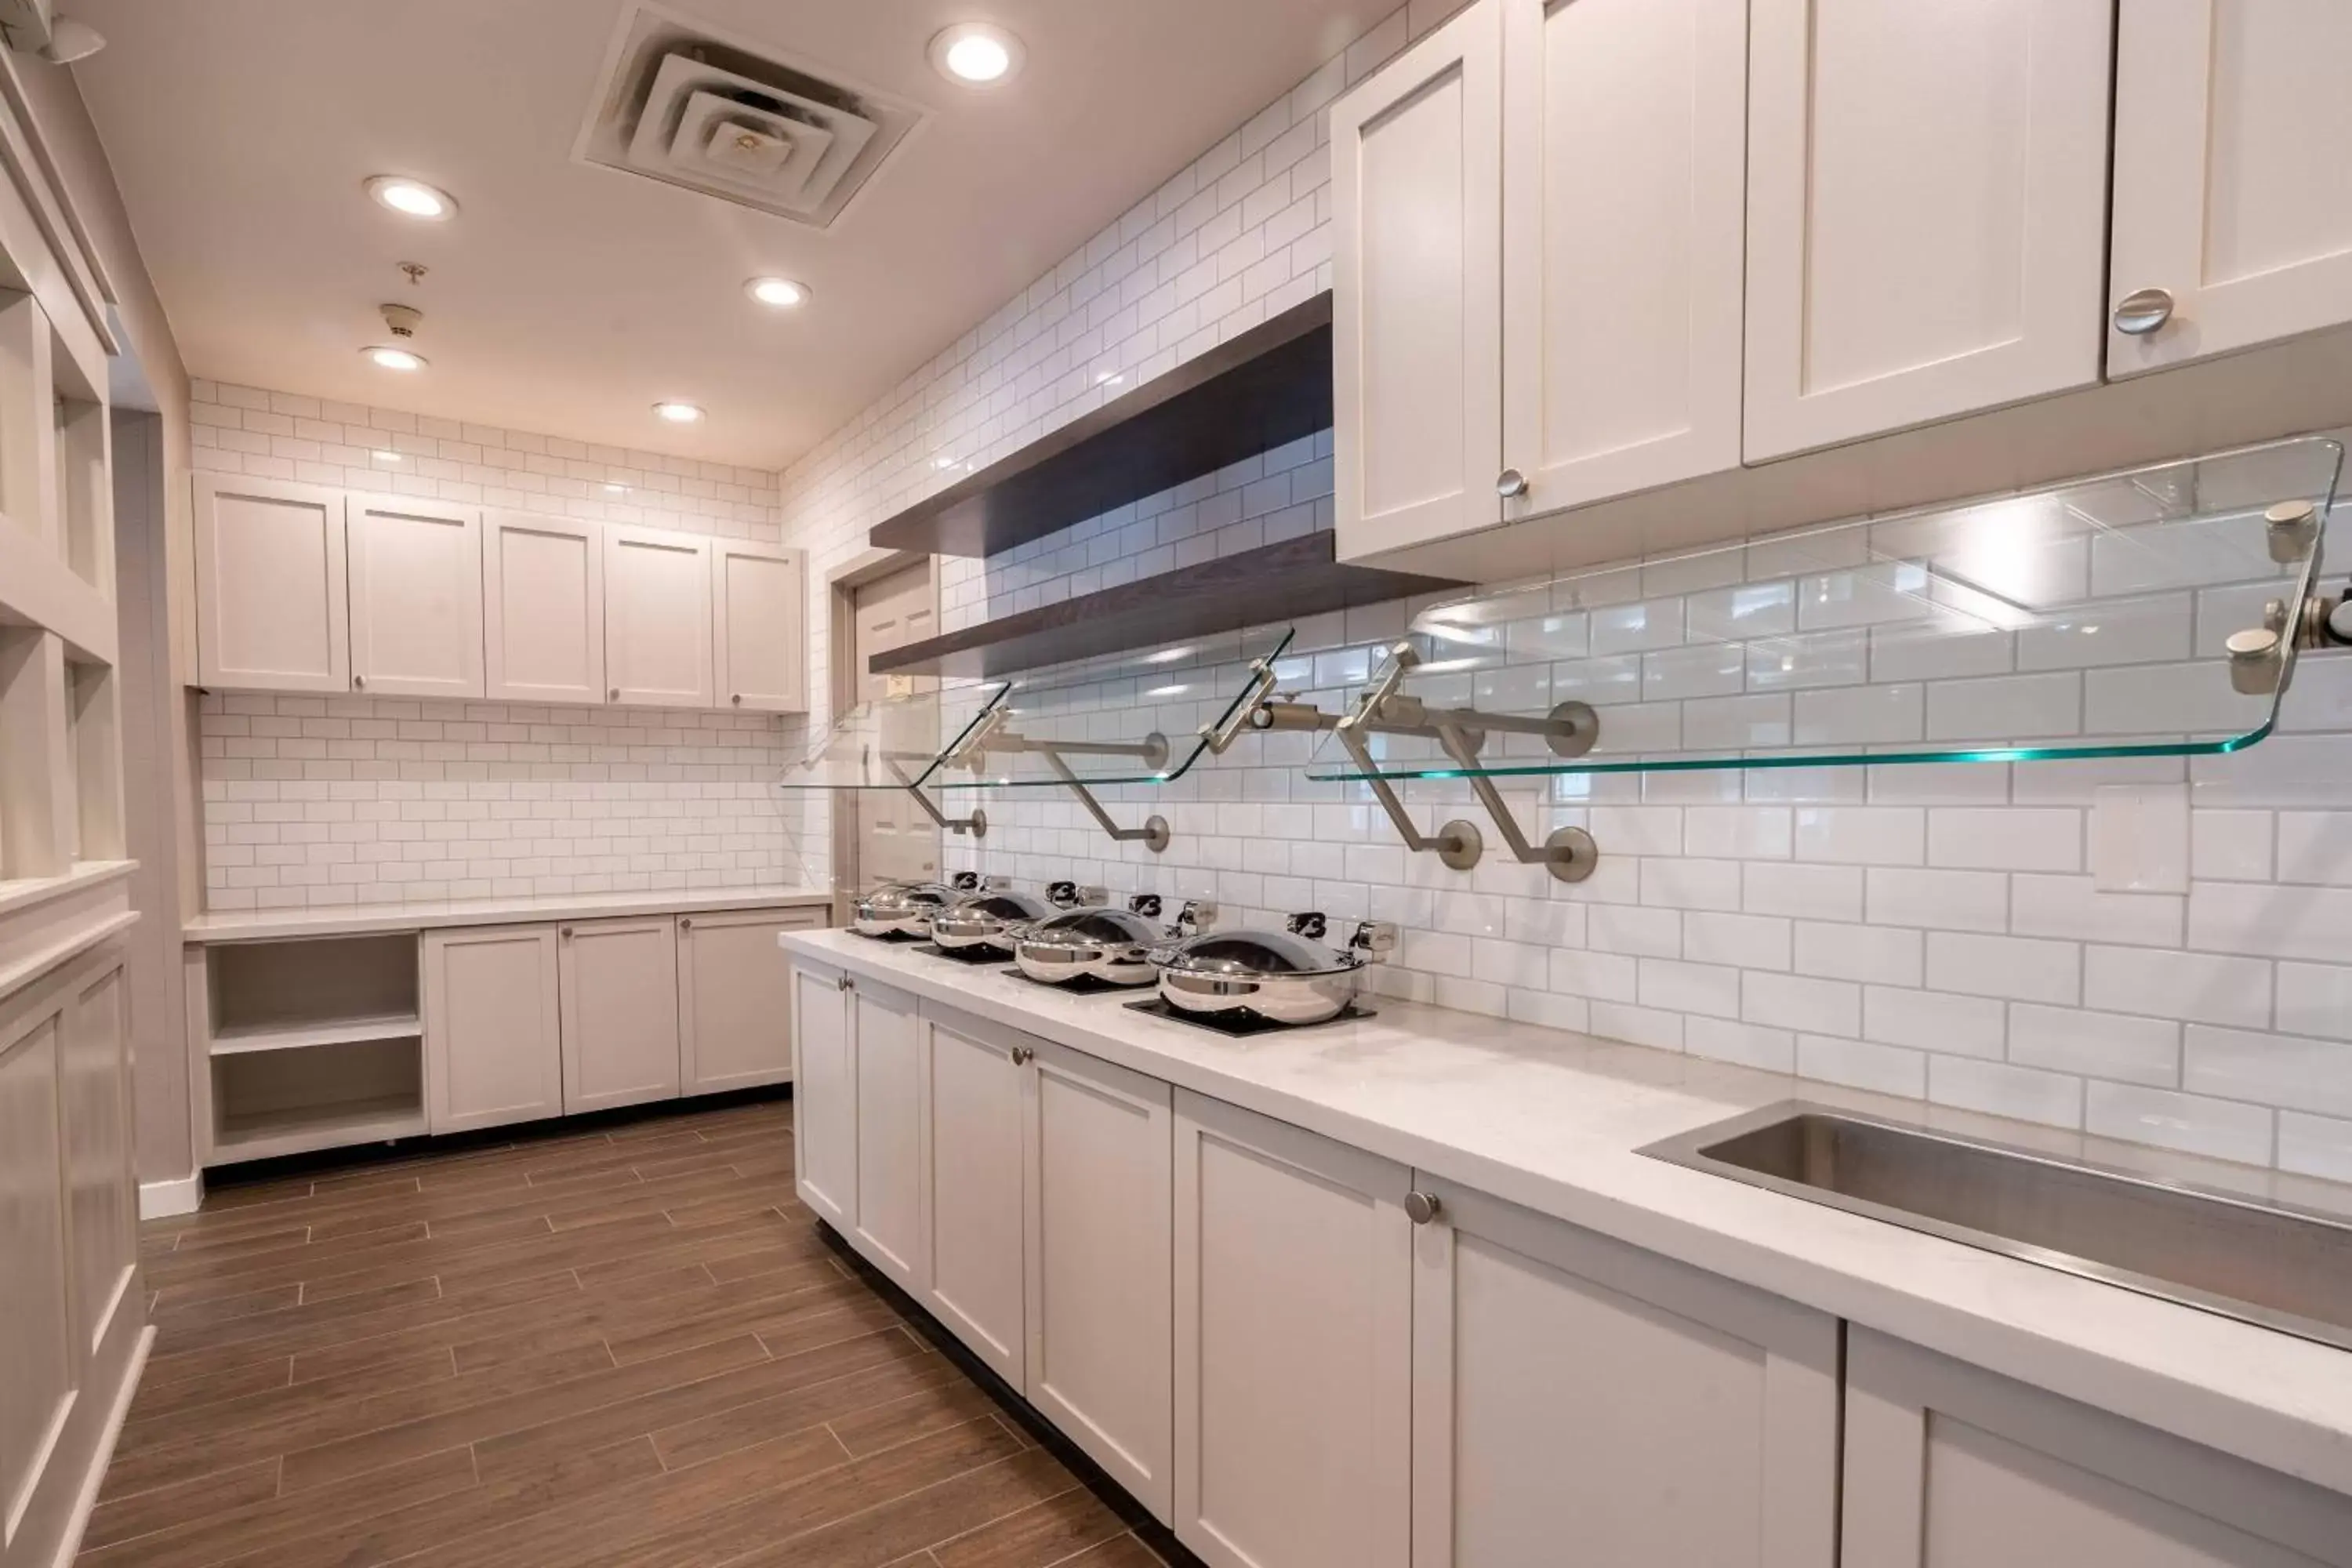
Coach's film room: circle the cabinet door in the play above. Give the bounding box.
[604,524,713,708]
[556,916,681,1113]
[677,908,818,1095]
[347,494,485,699]
[1743,0,2112,460]
[791,960,854,1229]
[711,542,805,713]
[1173,1091,1412,1568]
[484,511,604,705]
[1500,0,1746,516]
[60,958,132,1362]
[1410,1175,1838,1568]
[192,473,347,692]
[423,925,563,1134]
[849,975,925,1294]
[2110,1,2352,376]
[920,1009,1029,1386]
[1331,0,1504,558]
[1843,1328,2352,1567]
[1022,1038,1175,1522]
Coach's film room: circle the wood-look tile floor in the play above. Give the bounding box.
[95,1096,1167,1568]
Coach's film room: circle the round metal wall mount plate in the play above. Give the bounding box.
[1439,818,1483,872]
[1547,700,1601,759]
[1143,815,1171,854]
[1544,826,1599,884]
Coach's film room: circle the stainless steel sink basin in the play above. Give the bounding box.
[1642,1102,2352,1353]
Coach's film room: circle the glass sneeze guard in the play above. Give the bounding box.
[1305,438,2345,786]
[777,681,1011,792]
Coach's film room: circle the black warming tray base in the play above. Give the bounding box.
[1123,996,1375,1036]
[913,942,1014,966]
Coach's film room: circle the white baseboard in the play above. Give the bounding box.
[45,1323,152,1568]
[139,1171,202,1220]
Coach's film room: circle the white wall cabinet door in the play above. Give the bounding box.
[677,908,819,1094]
[1499,0,1747,517]
[484,511,604,705]
[919,1008,1030,1387]
[849,975,925,1295]
[1172,1090,1412,1568]
[1410,1175,1838,1568]
[604,524,713,708]
[1331,0,1504,559]
[711,542,804,714]
[790,960,854,1229]
[191,474,347,692]
[346,494,484,700]
[2110,0,2352,377]
[1022,1036,1175,1522]
[1843,1328,2352,1567]
[423,925,563,1134]
[556,915,680,1114]
[1743,0,2113,460]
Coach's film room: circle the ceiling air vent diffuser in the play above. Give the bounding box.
[574,2,925,230]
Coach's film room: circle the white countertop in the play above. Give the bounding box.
[784,926,2352,1497]
[187,884,833,942]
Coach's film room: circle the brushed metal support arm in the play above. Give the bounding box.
[1044,750,1171,854]
[937,709,1171,851]
[1202,658,1281,754]
[1430,720,1598,884]
[885,757,985,839]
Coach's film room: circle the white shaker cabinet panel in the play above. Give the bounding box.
[1022,1037,1175,1523]
[2110,0,2352,376]
[1843,1329,2352,1567]
[60,960,132,1359]
[556,916,681,1114]
[919,1010,1030,1387]
[0,1005,71,1552]
[423,925,563,1135]
[791,960,854,1229]
[192,473,348,692]
[677,908,818,1095]
[1410,1177,1838,1568]
[603,524,713,708]
[484,511,604,705]
[346,494,485,699]
[1331,0,1504,559]
[849,975,925,1296]
[1499,0,1747,516]
[711,541,805,714]
[1743,0,2112,460]
[1172,1091,1412,1568]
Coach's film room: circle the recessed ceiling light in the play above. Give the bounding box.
[653,401,705,424]
[929,22,1024,85]
[362,345,426,372]
[365,176,456,220]
[745,276,809,309]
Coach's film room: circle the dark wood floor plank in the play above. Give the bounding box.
[1056,1538,1167,1568]
[649,1354,964,1472]
[118,1345,456,1457]
[143,1221,435,1292]
[829,1381,1011,1461]
[448,1257,843,1374]
[80,1447,477,1568]
[724,1446,1073,1568]
[924,1486,1129,1568]
[79,1457,280,1552]
[127,1356,296,1423]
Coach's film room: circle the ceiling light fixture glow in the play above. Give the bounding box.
[365,176,456,220]
[745,276,809,309]
[929,22,1025,85]
[653,401,706,424]
[363,345,426,372]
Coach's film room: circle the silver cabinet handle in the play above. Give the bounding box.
[2113,287,2174,336]
[678,917,692,931]
[731,694,742,705]
[1010,1045,1034,1065]
[353,674,367,690]
[1404,1190,1443,1225]
[608,687,620,701]
[1496,469,1529,499]
[560,926,573,939]
[837,974,855,992]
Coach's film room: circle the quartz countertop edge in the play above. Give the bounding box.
[782,925,2352,1498]
[187,885,834,942]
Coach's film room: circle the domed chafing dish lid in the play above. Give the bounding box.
[1019,906,1163,949]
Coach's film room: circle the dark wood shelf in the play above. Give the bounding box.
[867,532,1467,680]
[869,292,1336,559]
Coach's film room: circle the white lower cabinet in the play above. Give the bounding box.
[423,924,562,1134]
[677,908,818,1094]
[1843,1329,2352,1568]
[557,916,681,1113]
[1023,1036,1175,1522]
[918,1011,1030,1386]
[791,960,855,1229]
[849,975,927,1294]
[1406,1174,1839,1568]
[1173,1091,1412,1568]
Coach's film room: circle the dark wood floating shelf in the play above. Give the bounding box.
[867,532,1467,680]
[869,292,1336,559]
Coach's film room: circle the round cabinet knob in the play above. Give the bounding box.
[731,694,742,706]
[353,674,367,690]
[1010,1045,1034,1066]
[560,926,573,939]
[1496,468,1529,499]
[678,917,692,931]
[609,688,621,701]
[1403,1190,1443,1225]
[2112,286,2175,336]
[2226,626,2283,696]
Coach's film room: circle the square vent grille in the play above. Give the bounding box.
[574,2,925,230]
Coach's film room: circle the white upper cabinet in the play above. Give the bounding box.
[604,524,713,708]
[2109,0,2352,376]
[1332,0,1504,559]
[484,511,604,705]
[710,540,805,713]
[1501,0,1747,516]
[345,494,484,700]
[1743,0,2114,460]
[192,474,347,693]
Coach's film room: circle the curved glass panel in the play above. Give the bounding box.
[774,681,1010,792]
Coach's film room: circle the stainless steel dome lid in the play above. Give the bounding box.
[1149,913,1385,978]
[1018,906,1165,949]
[855,881,956,916]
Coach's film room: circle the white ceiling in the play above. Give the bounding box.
[69,0,1391,469]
